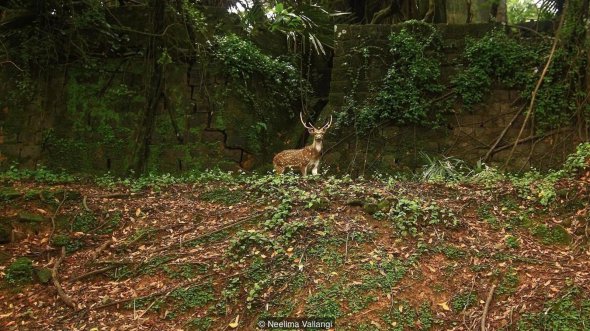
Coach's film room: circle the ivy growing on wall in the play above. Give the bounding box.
[453,30,544,106]
[209,33,308,155]
[454,27,588,132]
[340,20,452,130]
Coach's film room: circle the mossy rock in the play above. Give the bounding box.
[363,203,379,215]
[35,268,52,284]
[0,187,22,201]
[0,251,10,263]
[18,212,45,223]
[377,199,392,212]
[23,189,43,201]
[532,224,572,245]
[345,199,365,207]
[0,222,11,244]
[38,189,82,203]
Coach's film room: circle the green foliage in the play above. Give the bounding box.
[264,197,292,230]
[187,317,213,331]
[420,154,472,182]
[345,21,449,129]
[51,234,84,253]
[388,198,459,236]
[228,230,279,258]
[438,244,466,260]
[517,287,590,330]
[171,285,215,310]
[451,291,477,311]
[72,212,97,233]
[0,164,76,184]
[510,169,560,206]
[562,142,590,175]
[497,268,519,295]
[305,284,342,319]
[505,235,520,249]
[211,33,302,113]
[4,257,34,285]
[381,301,436,330]
[507,0,554,24]
[454,30,542,107]
[199,188,245,205]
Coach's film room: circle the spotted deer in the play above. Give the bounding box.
[273,113,332,176]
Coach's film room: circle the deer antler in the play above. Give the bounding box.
[321,115,333,130]
[300,112,316,130]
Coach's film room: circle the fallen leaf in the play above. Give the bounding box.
[229,314,240,328]
[438,302,450,311]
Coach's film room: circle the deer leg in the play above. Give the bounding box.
[275,165,284,175]
[301,165,307,176]
[312,160,320,175]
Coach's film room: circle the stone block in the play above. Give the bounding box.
[223,148,242,163]
[453,127,475,137]
[201,130,225,143]
[492,89,512,103]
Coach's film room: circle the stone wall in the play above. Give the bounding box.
[0,6,322,175]
[322,23,576,173]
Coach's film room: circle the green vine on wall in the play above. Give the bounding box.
[454,27,588,132]
[340,21,451,130]
[453,30,543,106]
[209,33,309,155]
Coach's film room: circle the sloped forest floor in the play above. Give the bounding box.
[1,168,590,330]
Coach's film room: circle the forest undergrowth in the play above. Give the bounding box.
[1,144,590,330]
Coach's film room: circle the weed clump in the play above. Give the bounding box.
[4,257,34,285]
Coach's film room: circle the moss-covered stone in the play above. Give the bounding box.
[377,199,392,212]
[363,203,379,215]
[0,222,11,244]
[0,187,21,201]
[35,268,52,284]
[18,212,45,223]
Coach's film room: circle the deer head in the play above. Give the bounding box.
[273,112,332,176]
[300,112,332,145]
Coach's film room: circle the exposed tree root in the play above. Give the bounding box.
[52,247,76,309]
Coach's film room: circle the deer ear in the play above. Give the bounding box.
[308,128,314,134]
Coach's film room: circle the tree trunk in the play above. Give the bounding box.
[128,0,166,174]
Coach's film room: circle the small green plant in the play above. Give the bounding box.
[4,257,34,285]
[187,317,213,330]
[517,287,590,330]
[305,284,342,319]
[420,154,471,182]
[228,230,279,258]
[72,212,97,232]
[264,197,292,230]
[451,291,477,311]
[510,169,559,206]
[171,285,215,311]
[381,300,435,330]
[388,198,459,236]
[497,268,519,296]
[51,234,83,253]
[438,245,466,260]
[505,235,520,249]
[0,164,75,184]
[561,142,590,175]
